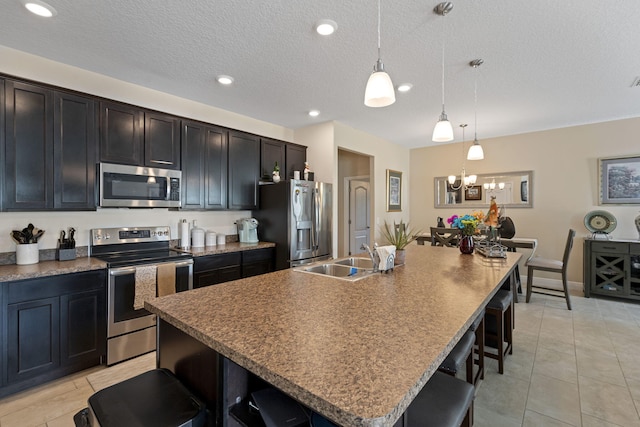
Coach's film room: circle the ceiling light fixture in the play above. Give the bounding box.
[23,0,57,17]
[216,75,234,85]
[364,0,395,108]
[432,2,454,142]
[308,110,320,117]
[467,59,485,160]
[397,83,413,93]
[315,19,337,36]
[448,124,477,190]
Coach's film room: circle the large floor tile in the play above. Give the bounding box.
[575,346,626,387]
[86,351,156,392]
[533,346,577,384]
[475,370,530,421]
[526,373,581,426]
[580,413,625,427]
[578,375,640,426]
[522,409,575,427]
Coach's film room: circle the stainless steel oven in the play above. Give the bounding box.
[90,226,193,365]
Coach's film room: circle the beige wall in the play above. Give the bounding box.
[410,117,640,283]
[0,45,295,253]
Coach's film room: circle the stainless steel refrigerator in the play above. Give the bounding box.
[253,180,332,270]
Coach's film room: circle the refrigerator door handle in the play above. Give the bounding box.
[312,188,320,252]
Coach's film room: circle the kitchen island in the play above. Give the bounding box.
[146,244,521,427]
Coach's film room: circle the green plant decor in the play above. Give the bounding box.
[273,162,280,173]
[380,220,421,250]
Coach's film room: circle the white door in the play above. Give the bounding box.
[349,180,370,255]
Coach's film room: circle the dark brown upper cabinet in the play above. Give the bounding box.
[228,131,260,210]
[260,138,285,180]
[144,111,180,170]
[99,101,142,166]
[53,92,97,210]
[285,143,307,179]
[4,81,96,211]
[181,120,228,210]
[100,101,180,170]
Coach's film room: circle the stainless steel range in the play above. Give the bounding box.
[89,226,193,365]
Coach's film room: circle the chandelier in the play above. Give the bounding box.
[447,124,477,191]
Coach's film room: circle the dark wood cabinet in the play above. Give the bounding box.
[242,248,274,278]
[4,82,97,211]
[1,270,106,397]
[193,249,274,288]
[194,253,242,288]
[144,111,180,170]
[53,91,96,210]
[99,101,143,166]
[4,80,54,210]
[100,102,180,169]
[0,78,5,212]
[285,144,307,180]
[260,138,285,180]
[228,131,260,210]
[584,239,640,300]
[181,120,228,210]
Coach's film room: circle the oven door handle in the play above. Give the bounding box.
[110,267,137,276]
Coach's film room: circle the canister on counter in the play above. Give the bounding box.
[216,234,226,245]
[205,230,217,247]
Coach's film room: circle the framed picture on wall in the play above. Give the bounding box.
[386,169,402,212]
[599,155,640,204]
[464,186,482,201]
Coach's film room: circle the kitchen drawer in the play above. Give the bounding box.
[591,241,628,254]
[194,253,241,272]
[6,270,106,304]
[242,248,274,264]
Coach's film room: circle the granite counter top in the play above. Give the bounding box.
[146,244,521,427]
[177,241,275,257]
[0,257,107,282]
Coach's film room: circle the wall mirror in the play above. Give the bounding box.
[434,170,533,208]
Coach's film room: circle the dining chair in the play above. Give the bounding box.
[430,227,461,247]
[525,229,575,310]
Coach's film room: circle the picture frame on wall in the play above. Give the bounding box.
[464,186,482,201]
[386,169,402,212]
[599,155,640,204]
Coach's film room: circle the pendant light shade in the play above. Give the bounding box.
[432,2,454,142]
[364,0,395,108]
[432,111,454,142]
[467,58,485,160]
[364,59,396,107]
[467,139,484,160]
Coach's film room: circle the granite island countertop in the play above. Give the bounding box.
[146,244,521,427]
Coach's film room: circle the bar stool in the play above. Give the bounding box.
[81,368,207,427]
[405,371,474,427]
[484,289,513,374]
[470,309,485,385]
[438,330,475,385]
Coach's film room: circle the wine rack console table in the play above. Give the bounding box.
[584,238,640,300]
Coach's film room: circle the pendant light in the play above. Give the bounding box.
[364,0,396,107]
[467,59,485,160]
[432,2,454,142]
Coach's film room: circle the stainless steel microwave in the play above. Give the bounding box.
[99,163,182,208]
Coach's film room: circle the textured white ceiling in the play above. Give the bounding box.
[1,0,639,148]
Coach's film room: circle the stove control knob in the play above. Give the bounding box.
[95,234,101,241]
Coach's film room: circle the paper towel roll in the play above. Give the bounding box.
[179,220,190,249]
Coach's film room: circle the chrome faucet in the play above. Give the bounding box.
[361,242,380,272]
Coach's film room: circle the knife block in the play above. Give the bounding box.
[56,248,76,261]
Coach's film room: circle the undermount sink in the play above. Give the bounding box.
[294,257,378,281]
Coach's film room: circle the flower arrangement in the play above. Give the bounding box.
[447,211,484,236]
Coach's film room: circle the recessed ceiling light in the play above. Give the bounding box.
[308,110,320,117]
[397,83,413,93]
[216,75,234,85]
[23,0,57,17]
[315,19,337,36]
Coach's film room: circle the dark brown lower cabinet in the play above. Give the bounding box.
[1,270,106,398]
[194,248,274,288]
